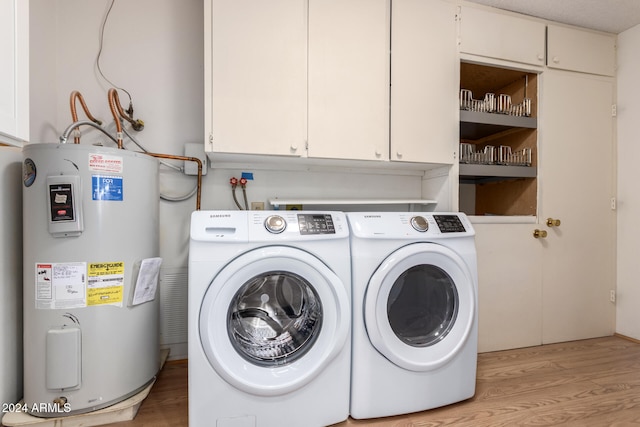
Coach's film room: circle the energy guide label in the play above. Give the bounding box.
[87,262,125,307]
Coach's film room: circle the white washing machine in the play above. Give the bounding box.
[347,212,478,419]
[188,210,351,427]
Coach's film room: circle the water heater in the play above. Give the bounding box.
[22,142,161,417]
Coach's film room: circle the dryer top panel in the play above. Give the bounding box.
[346,212,475,239]
[190,210,349,242]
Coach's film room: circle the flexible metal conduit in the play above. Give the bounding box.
[59,121,203,211]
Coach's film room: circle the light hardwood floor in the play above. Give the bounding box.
[107,335,640,426]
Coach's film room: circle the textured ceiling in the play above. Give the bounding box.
[465,0,640,34]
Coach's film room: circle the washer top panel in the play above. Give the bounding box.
[191,210,349,242]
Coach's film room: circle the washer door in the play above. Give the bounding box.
[364,243,475,372]
[199,246,350,396]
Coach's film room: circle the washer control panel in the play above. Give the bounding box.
[298,213,336,235]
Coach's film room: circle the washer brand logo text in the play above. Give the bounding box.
[364,215,381,218]
[209,214,231,218]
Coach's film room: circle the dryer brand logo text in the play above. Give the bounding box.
[209,214,231,218]
[364,215,382,218]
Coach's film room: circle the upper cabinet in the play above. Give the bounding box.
[205,0,458,166]
[307,0,390,161]
[204,0,307,157]
[547,24,616,76]
[459,5,546,67]
[0,0,29,146]
[390,0,458,164]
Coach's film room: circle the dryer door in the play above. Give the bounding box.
[364,243,475,372]
[199,246,350,396]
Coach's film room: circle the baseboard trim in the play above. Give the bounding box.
[614,332,640,345]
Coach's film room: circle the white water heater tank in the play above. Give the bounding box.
[22,142,161,417]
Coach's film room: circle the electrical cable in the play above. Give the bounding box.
[120,124,199,203]
[96,0,135,117]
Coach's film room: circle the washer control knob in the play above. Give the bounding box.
[264,215,286,234]
[410,216,429,232]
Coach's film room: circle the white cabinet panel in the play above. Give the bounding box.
[0,0,29,146]
[459,6,545,67]
[540,70,615,344]
[205,0,307,157]
[474,223,542,353]
[391,0,457,164]
[547,24,616,77]
[308,0,390,161]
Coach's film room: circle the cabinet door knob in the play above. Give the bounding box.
[375,150,382,157]
[533,229,548,239]
[552,56,560,64]
[290,144,298,152]
[396,151,403,159]
[546,218,561,227]
[537,53,544,61]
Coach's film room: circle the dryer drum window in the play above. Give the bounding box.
[227,271,324,366]
[387,264,459,347]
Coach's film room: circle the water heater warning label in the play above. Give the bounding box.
[35,262,86,309]
[88,153,123,173]
[92,175,123,201]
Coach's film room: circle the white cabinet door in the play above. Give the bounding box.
[474,223,542,353]
[390,0,457,164]
[540,70,615,344]
[0,0,29,146]
[205,0,307,157]
[459,6,545,67]
[547,25,616,77]
[307,0,390,161]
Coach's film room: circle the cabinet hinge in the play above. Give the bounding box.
[612,104,617,117]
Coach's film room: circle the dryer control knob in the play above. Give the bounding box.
[410,216,429,232]
[264,215,286,234]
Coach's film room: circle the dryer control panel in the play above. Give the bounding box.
[346,212,475,239]
[433,215,466,233]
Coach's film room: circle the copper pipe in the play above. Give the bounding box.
[69,91,102,144]
[107,88,124,149]
[144,152,203,211]
[107,88,145,132]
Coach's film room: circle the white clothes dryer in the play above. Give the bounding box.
[188,211,351,427]
[347,212,478,419]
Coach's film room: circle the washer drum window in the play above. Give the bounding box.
[228,271,323,366]
[198,246,350,396]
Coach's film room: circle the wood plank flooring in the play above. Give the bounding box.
[103,336,640,427]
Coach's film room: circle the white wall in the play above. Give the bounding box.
[28,0,433,360]
[616,24,640,340]
[0,147,23,407]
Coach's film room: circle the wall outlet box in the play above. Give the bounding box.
[184,143,208,176]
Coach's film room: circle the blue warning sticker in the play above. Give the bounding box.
[92,175,123,201]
